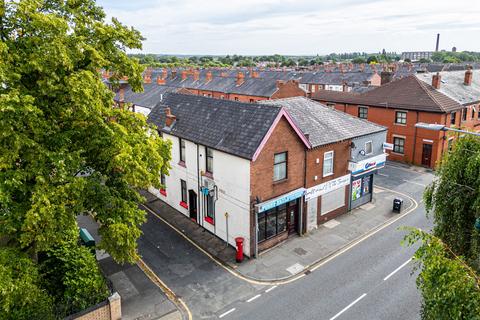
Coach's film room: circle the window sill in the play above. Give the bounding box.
[179,201,188,209]
[391,152,405,156]
[273,178,288,185]
[203,171,214,179]
[159,189,167,196]
[205,216,215,225]
[178,161,186,168]
[323,172,334,178]
[393,123,407,127]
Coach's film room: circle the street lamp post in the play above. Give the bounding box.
[414,122,480,137]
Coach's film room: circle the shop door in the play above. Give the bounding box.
[422,144,432,167]
[188,190,197,222]
[287,200,298,235]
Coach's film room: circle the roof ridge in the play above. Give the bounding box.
[414,76,450,112]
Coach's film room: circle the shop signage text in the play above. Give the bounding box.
[349,154,387,175]
[304,174,351,202]
[257,188,305,213]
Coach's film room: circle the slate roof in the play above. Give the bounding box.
[261,97,386,147]
[147,93,282,159]
[312,75,464,113]
[416,70,480,105]
[114,84,179,109]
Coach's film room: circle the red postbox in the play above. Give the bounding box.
[235,237,244,263]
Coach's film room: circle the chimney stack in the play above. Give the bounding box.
[162,69,168,80]
[181,70,187,81]
[171,70,177,79]
[435,33,440,52]
[380,70,394,85]
[165,107,176,127]
[143,75,152,84]
[276,80,285,88]
[206,71,212,82]
[432,72,441,89]
[193,70,199,82]
[156,76,165,85]
[236,72,245,86]
[464,67,473,86]
[251,71,259,78]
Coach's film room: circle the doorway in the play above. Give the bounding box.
[422,143,433,167]
[287,200,298,235]
[188,190,197,222]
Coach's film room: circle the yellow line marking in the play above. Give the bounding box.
[137,259,193,320]
[140,185,418,286]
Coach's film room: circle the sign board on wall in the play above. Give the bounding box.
[256,188,305,213]
[304,174,351,202]
[383,142,394,150]
[349,154,387,176]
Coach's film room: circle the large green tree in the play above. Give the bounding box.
[424,135,480,268]
[0,0,171,264]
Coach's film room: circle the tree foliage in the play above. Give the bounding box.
[39,241,110,317]
[404,229,480,320]
[424,136,480,268]
[0,248,54,320]
[0,0,171,264]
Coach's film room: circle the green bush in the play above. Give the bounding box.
[0,248,54,320]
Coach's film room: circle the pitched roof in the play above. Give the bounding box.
[312,75,463,113]
[147,93,308,160]
[114,84,179,109]
[416,70,480,106]
[261,97,386,147]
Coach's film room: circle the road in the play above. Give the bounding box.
[138,163,434,319]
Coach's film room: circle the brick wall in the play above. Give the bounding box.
[67,292,121,320]
[249,116,306,255]
[271,80,307,99]
[303,141,351,227]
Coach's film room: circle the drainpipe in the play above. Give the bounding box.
[254,205,259,258]
[412,111,419,164]
[301,148,307,235]
[440,113,447,158]
[196,144,203,227]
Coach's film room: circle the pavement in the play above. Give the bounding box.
[140,182,414,281]
[77,215,182,320]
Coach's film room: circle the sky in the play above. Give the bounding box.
[96,0,480,56]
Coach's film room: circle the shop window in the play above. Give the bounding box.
[257,204,288,242]
[323,151,334,177]
[180,179,187,203]
[450,112,456,125]
[206,147,213,174]
[179,138,186,163]
[321,186,345,215]
[393,137,405,154]
[358,107,368,119]
[395,111,407,125]
[273,152,287,181]
[365,141,373,155]
[206,193,215,224]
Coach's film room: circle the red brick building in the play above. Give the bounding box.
[313,71,480,168]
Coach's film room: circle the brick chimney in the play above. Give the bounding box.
[464,68,473,86]
[181,70,187,81]
[276,80,285,88]
[162,69,168,80]
[143,75,152,84]
[171,70,177,79]
[251,71,259,78]
[380,70,394,85]
[236,72,245,86]
[165,107,176,127]
[432,72,441,89]
[156,76,165,85]
[193,70,199,81]
[206,71,212,82]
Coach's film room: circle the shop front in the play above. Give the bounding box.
[349,154,386,209]
[255,188,305,253]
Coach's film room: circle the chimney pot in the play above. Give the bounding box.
[193,70,199,81]
[144,75,152,84]
[236,72,245,86]
[171,70,177,79]
[380,71,394,85]
[165,107,176,127]
[156,76,165,85]
[432,72,441,89]
[464,68,473,86]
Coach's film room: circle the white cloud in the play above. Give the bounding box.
[97,0,480,55]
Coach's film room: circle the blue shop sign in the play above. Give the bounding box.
[257,188,305,213]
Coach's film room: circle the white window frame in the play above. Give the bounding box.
[323,151,334,177]
[365,141,373,155]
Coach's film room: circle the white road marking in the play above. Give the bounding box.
[219,308,236,318]
[383,258,412,281]
[246,294,261,303]
[329,293,367,320]
[377,173,389,177]
[403,179,426,187]
[265,285,277,293]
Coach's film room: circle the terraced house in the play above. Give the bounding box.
[146,93,386,256]
[313,69,480,168]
